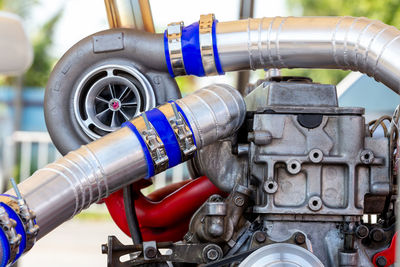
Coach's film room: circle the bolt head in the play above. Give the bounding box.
[145,247,157,259]
[294,232,306,245]
[254,231,266,243]
[234,196,245,207]
[207,248,219,261]
[371,229,385,242]
[355,225,369,239]
[376,256,387,267]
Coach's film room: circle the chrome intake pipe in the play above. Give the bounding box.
[164,15,400,95]
[0,84,245,265]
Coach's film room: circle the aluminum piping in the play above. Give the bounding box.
[0,84,244,263]
[164,16,400,95]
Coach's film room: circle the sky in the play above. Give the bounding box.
[28,0,288,59]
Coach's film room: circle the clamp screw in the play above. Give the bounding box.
[171,102,180,121]
[294,232,306,245]
[10,178,22,199]
[376,256,387,267]
[145,247,157,259]
[142,112,151,130]
[206,248,219,261]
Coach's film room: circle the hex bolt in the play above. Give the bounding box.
[370,229,385,243]
[234,195,245,207]
[206,248,219,261]
[294,232,306,245]
[355,225,369,239]
[145,247,157,259]
[376,256,387,267]
[254,231,266,243]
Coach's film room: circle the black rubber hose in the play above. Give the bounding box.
[123,184,143,244]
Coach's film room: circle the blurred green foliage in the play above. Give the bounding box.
[0,0,38,18]
[281,0,400,84]
[0,0,62,87]
[24,10,62,87]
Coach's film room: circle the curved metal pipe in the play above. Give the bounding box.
[164,16,400,95]
[58,28,168,73]
[216,16,400,95]
[4,84,245,242]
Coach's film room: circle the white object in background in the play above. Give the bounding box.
[0,11,33,75]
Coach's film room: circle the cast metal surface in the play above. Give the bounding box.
[186,185,251,245]
[197,80,389,218]
[189,78,395,266]
[45,28,179,155]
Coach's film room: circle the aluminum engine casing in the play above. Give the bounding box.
[194,78,390,220]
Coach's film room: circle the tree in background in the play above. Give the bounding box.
[0,0,62,87]
[281,0,400,85]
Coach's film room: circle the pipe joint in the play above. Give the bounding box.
[164,14,224,77]
[123,100,197,178]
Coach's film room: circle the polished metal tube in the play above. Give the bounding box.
[5,84,245,239]
[6,127,147,238]
[176,84,246,148]
[215,16,400,94]
[104,0,155,32]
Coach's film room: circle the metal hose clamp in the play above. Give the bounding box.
[199,14,218,76]
[134,113,169,174]
[0,204,20,264]
[167,21,186,76]
[159,102,197,162]
[9,178,39,253]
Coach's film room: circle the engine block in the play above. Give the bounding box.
[198,78,390,218]
[190,77,395,266]
[249,81,390,219]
